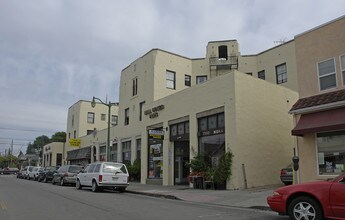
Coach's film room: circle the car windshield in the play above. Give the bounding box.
[68,166,83,173]
[102,163,127,174]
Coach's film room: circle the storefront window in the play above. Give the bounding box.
[99,146,106,161]
[199,134,225,167]
[148,129,164,179]
[122,141,131,163]
[317,130,345,175]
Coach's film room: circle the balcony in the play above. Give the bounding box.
[209,56,238,66]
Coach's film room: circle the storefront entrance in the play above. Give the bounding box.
[174,141,190,185]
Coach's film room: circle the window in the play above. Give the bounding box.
[341,55,345,85]
[122,141,131,163]
[318,58,336,90]
[258,70,265,80]
[124,108,129,125]
[132,77,138,96]
[139,101,145,121]
[99,146,106,161]
[166,70,176,89]
[276,63,287,84]
[101,114,106,121]
[87,112,95,124]
[218,45,228,60]
[88,164,96,173]
[73,130,76,139]
[246,72,252,76]
[317,131,345,175]
[136,139,141,160]
[196,75,207,84]
[71,115,74,127]
[87,130,93,135]
[110,143,117,162]
[111,115,118,126]
[185,75,191,86]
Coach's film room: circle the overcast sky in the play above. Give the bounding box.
[1,0,344,156]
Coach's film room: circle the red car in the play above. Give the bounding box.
[267,172,345,220]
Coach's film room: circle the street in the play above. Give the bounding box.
[0,175,288,220]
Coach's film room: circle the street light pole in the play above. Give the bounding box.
[91,96,117,162]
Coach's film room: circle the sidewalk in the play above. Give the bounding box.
[126,182,282,210]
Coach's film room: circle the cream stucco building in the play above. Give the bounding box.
[65,35,301,189]
[42,142,64,167]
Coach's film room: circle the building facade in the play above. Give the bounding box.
[42,142,64,167]
[290,16,345,182]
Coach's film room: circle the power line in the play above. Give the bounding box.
[0,127,56,133]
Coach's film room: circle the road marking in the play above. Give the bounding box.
[0,201,7,210]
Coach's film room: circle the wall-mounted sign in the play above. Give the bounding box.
[198,128,225,137]
[144,105,165,119]
[69,138,81,147]
[148,130,164,139]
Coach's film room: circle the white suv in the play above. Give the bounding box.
[76,162,129,193]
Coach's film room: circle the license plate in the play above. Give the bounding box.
[112,177,119,180]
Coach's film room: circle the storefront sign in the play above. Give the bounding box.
[199,128,225,137]
[144,105,165,119]
[148,130,164,139]
[69,138,81,147]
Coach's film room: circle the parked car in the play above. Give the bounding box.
[267,172,345,220]
[2,167,19,175]
[37,166,59,182]
[28,167,42,180]
[52,165,83,186]
[280,164,293,185]
[23,166,34,179]
[76,162,129,192]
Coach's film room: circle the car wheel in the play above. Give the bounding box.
[288,196,323,220]
[52,178,55,185]
[44,177,48,183]
[91,181,99,192]
[60,178,65,186]
[76,180,82,190]
[118,187,126,193]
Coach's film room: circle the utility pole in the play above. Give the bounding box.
[10,139,13,167]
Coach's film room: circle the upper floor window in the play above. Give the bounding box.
[87,130,93,135]
[101,114,106,121]
[218,45,228,60]
[124,108,129,125]
[258,70,265,80]
[318,58,336,90]
[71,115,74,127]
[341,55,345,86]
[246,72,252,76]
[166,70,176,89]
[111,115,118,126]
[196,75,207,84]
[276,63,287,84]
[87,112,95,124]
[132,77,138,96]
[185,74,191,87]
[139,101,145,121]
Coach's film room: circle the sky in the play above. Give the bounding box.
[1,0,345,156]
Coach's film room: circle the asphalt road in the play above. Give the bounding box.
[0,175,288,220]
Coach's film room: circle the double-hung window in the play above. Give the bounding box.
[132,77,138,96]
[124,108,129,125]
[276,63,287,84]
[185,74,191,86]
[166,70,176,89]
[318,58,336,90]
[87,112,95,124]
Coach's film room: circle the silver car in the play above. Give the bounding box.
[52,165,83,186]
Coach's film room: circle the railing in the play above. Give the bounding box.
[209,56,238,66]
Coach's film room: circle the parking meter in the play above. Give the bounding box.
[292,156,299,171]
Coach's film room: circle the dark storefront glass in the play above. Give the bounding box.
[148,129,164,179]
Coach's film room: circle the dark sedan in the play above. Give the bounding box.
[37,166,60,183]
[280,164,293,185]
[52,165,83,186]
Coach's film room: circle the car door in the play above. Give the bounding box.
[86,164,96,186]
[329,175,345,218]
[79,165,90,186]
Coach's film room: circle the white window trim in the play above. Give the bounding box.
[317,57,337,92]
[340,54,345,86]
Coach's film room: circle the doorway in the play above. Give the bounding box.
[174,141,190,185]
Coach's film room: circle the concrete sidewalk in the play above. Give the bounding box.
[126,182,283,210]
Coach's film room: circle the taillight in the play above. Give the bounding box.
[99,175,103,183]
[280,170,286,175]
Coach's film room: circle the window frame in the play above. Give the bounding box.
[101,114,106,121]
[258,70,265,80]
[185,74,191,87]
[317,58,337,91]
[275,63,287,84]
[132,77,138,96]
[340,54,345,86]
[111,115,118,126]
[166,70,176,90]
[196,75,207,84]
[124,108,129,125]
[87,112,95,124]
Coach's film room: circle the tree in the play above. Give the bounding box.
[26,135,50,155]
[51,132,66,142]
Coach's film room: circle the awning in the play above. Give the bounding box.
[292,107,345,136]
[66,147,91,160]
